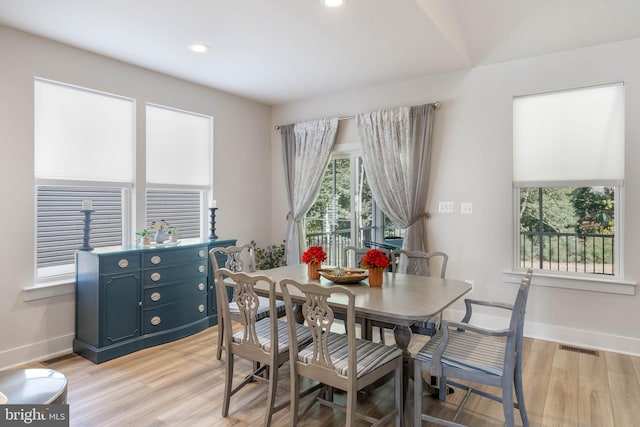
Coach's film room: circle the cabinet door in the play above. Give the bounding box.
[102,273,141,346]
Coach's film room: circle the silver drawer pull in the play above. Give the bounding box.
[151,255,161,265]
[198,265,205,273]
[198,249,206,258]
[151,272,161,281]
[118,259,129,268]
[150,292,161,302]
[198,283,206,291]
[198,304,205,313]
[150,316,161,326]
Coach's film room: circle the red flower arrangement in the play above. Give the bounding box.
[302,246,327,264]
[361,249,390,270]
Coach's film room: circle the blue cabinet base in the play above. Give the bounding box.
[73,317,210,363]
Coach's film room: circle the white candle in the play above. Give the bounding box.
[209,199,217,209]
[82,200,93,210]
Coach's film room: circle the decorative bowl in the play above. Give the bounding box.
[318,267,369,284]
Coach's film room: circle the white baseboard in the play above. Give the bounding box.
[0,334,74,370]
[444,309,640,357]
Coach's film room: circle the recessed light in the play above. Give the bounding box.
[323,0,344,7]
[188,43,209,53]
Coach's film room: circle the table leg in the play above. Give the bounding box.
[393,324,412,401]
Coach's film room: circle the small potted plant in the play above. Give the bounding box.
[136,229,151,246]
[168,226,179,243]
[361,249,390,287]
[301,246,327,279]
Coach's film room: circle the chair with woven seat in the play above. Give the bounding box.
[280,278,403,427]
[413,269,533,427]
[392,249,449,337]
[214,268,315,427]
[210,243,286,360]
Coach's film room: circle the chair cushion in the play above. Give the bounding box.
[415,329,506,376]
[229,297,286,320]
[297,333,402,378]
[232,318,311,354]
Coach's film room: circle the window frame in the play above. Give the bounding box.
[32,80,215,289]
[513,183,623,279]
[33,78,135,284]
[511,83,633,294]
[34,180,132,282]
[144,103,214,240]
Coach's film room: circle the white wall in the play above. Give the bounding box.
[271,38,640,355]
[0,25,272,368]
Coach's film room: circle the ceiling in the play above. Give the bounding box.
[2,0,640,105]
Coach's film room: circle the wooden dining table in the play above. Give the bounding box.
[249,263,472,398]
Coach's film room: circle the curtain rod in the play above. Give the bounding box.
[274,101,440,130]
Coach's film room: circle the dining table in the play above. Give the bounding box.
[248,263,473,399]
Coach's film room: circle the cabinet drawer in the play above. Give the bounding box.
[99,254,141,274]
[144,280,207,307]
[143,295,207,334]
[144,261,207,285]
[143,246,208,268]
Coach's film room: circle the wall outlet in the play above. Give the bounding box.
[461,202,473,215]
[438,201,454,214]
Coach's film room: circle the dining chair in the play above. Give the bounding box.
[210,244,286,360]
[391,249,449,337]
[413,269,533,427]
[214,268,314,427]
[343,245,392,271]
[280,278,403,427]
[342,245,392,340]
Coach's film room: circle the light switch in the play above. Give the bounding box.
[461,202,473,215]
[438,201,454,214]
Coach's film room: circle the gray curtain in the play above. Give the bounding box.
[356,103,435,252]
[282,118,338,265]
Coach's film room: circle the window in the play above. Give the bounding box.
[305,153,382,265]
[513,83,624,277]
[34,79,134,281]
[145,104,212,237]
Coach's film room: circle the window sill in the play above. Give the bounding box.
[23,279,75,301]
[503,270,636,295]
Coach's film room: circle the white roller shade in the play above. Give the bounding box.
[34,79,134,182]
[513,83,624,186]
[146,104,212,186]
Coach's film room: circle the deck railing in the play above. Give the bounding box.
[519,230,614,275]
[305,226,404,267]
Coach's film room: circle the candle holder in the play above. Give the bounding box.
[208,207,218,240]
[79,209,95,250]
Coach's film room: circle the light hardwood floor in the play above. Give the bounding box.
[20,326,640,426]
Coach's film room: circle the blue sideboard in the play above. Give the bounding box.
[73,238,235,363]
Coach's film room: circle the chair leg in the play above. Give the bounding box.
[345,388,357,427]
[438,375,447,401]
[414,360,423,427]
[514,364,529,427]
[222,351,233,417]
[502,379,515,427]
[378,326,386,344]
[216,317,224,360]
[263,364,277,427]
[289,369,300,427]
[395,360,402,427]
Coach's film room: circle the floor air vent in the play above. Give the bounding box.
[559,344,599,357]
[40,353,76,366]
